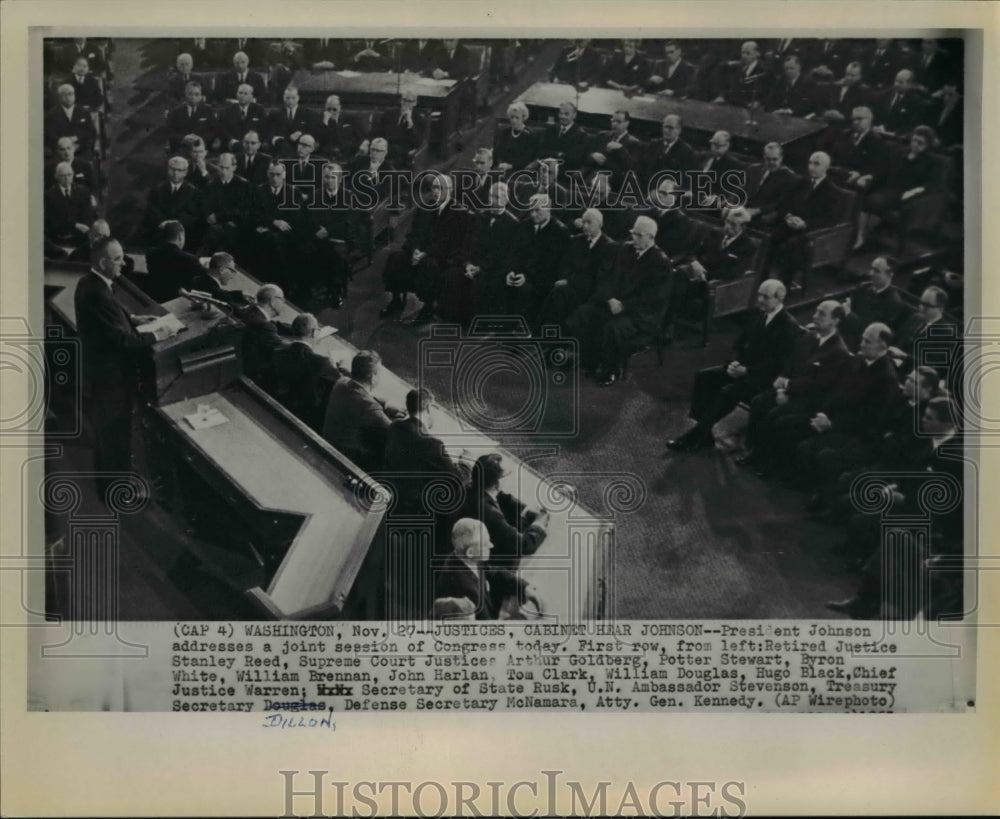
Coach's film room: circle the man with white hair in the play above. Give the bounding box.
[370,89,427,168]
[218,83,267,151]
[214,50,267,103]
[201,152,253,253]
[46,135,98,191]
[433,518,544,620]
[537,100,589,171]
[166,80,217,153]
[494,101,539,177]
[504,192,571,320]
[44,83,95,154]
[769,150,840,289]
[537,207,618,328]
[667,279,799,452]
[167,52,198,102]
[44,161,97,256]
[237,283,295,390]
[567,215,672,386]
[143,155,202,245]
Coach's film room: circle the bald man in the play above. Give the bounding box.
[46,136,98,191]
[370,90,428,168]
[716,40,772,107]
[214,50,267,103]
[642,114,697,185]
[537,101,590,172]
[217,84,268,150]
[667,279,799,452]
[769,151,841,289]
[873,69,922,137]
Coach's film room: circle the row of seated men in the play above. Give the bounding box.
[162,37,478,107]
[663,274,963,621]
[43,37,112,80]
[550,37,962,107]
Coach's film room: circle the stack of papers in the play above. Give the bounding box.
[184,406,229,431]
[139,313,186,335]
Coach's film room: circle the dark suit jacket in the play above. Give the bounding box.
[493,125,540,174]
[723,60,772,107]
[201,175,253,228]
[874,88,922,134]
[765,74,819,117]
[549,44,601,85]
[427,43,472,81]
[691,230,756,282]
[585,130,645,184]
[45,157,98,191]
[273,340,341,430]
[647,59,696,96]
[301,38,347,69]
[471,209,520,274]
[780,331,851,411]
[643,137,698,184]
[73,271,156,404]
[218,102,268,147]
[744,164,799,224]
[44,184,96,242]
[144,181,203,238]
[841,284,914,350]
[732,307,801,389]
[913,52,956,94]
[832,129,890,177]
[432,553,523,620]
[267,105,318,146]
[644,208,695,259]
[314,115,360,160]
[166,103,217,151]
[694,151,745,202]
[823,81,874,118]
[927,97,963,147]
[602,52,651,89]
[538,122,590,171]
[189,272,253,306]
[780,176,842,230]
[44,105,95,153]
[558,232,618,302]
[166,71,204,103]
[372,107,428,163]
[404,204,476,270]
[237,303,291,387]
[593,243,673,336]
[459,490,547,567]
[235,151,272,187]
[185,162,219,191]
[321,378,395,471]
[65,73,103,109]
[382,416,467,514]
[397,39,438,74]
[818,353,902,440]
[57,41,107,76]
[862,43,905,88]
[511,217,572,297]
[213,69,267,103]
[144,242,204,302]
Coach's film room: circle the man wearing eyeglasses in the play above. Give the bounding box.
[839,255,913,351]
[370,90,427,168]
[236,130,272,187]
[190,252,254,307]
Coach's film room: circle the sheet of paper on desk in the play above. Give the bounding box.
[336,70,362,77]
[183,408,229,431]
[315,325,338,340]
[416,77,456,87]
[140,313,186,334]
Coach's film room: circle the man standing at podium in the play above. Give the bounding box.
[74,236,178,503]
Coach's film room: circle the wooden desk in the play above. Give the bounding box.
[292,69,463,155]
[517,82,827,166]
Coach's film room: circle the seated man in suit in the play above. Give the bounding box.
[214,50,267,104]
[46,136,98,191]
[271,312,342,431]
[143,220,204,303]
[494,101,540,177]
[250,161,309,294]
[873,69,922,139]
[457,147,496,211]
[743,142,799,229]
[67,219,134,273]
[200,152,253,254]
[142,155,203,246]
[44,83,96,155]
[189,251,254,307]
[821,61,874,122]
[768,151,840,289]
[714,40,771,108]
[268,85,316,156]
[583,109,644,191]
[601,39,651,93]
[166,80,217,153]
[217,84,268,152]
[502,193,571,322]
[765,54,819,117]
[166,53,200,102]
[740,299,852,474]
[840,255,913,351]
[566,215,673,386]
[304,162,358,307]
[321,350,405,472]
[889,285,959,377]
[236,283,293,390]
[236,130,272,187]
[926,83,962,148]
[43,162,97,258]
[642,113,698,187]
[646,40,696,98]
[180,135,218,190]
[397,38,437,75]
[832,106,889,202]
[667,278,799,452]
[550,39,602,87]
[536,100,589,172]
[536,207,617,329]
[346,39,390,72]
[434,517,544,619]
[693,130,744,208]
[369,89,427,168]
[429,38,472,81]
[315,95,360,162]
[301,37,346,70]
[633,176,695,260]
[58,37,108,78]
[66,56,104,109]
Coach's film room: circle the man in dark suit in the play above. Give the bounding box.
[642,113,698,187]
[315,94,361,162]
[693,130,745,208]
[429,38,472,81]
[57,38,107,77]
[805,38,856,80]
[741,299,852,470]
[765,55,819,117]
[567,215,673,385]
[646,40,696,98]
[832,106,890,189]
[743,142,800,229]
[715,40,771,108]
[250,161,309,293]
[166,80,217,153]
[46,137,98,191]
[502,193,571,322]
[536,208,617,329]
[344,39,391,72]
[217,84,268,151]
[74,237,178,502]
[840,255,914,350]
[873,69,922,138]
[219,38,272,73]
[636,177,695,259]
[926,83,963,148]
[889,285,960,377]
[165,53,201,103]
[821,61,874,121]
[287,133,324,203]
[236,130,272,187]
[861,38,905,89]
[537,101,590,172]
[913,39,956,94]
[189,251,254,307]
[550,39,603,87]
[769,151,842,288]
[44,162,97,256]
[321,350,405,472]
[65,56,104,109]
[601,39,651,93]
[271,313,342,431]
[379,173,474,323]
[397,39,438,75]
[236,283,293,391]
[583,109,645,190]
[143,156,203,246]
[143,220,204,303]
[493,101,540,177]
[200,152,253,254]
[304,162,358,306]
[179,135,218,190]
[213,50,267,103]
[667,278,799,451]
[268,86,316,156]
[302,37,346,70]
[44,84,95,155]
[370,90,427,168]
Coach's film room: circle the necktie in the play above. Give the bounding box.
[854,132,863,146]
[891,94,899,109]
[241,107,247,119]
[287,108,293,120]
[759,169,769,188]
[840,86,848,102]
[239,72,245,84]
[63,188,70,198]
